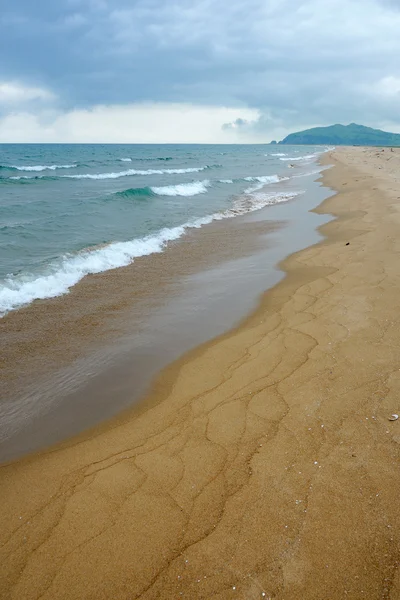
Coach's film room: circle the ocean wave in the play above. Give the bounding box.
[135,157,174,161]
[1,165,220,181]
[63,165,218,180]
[0,175,41,184]
[0,222,30,232]
[280,154,318,162]
[218,175,282,189]
[0,189,302,315]
[243,174,284,193]
[151,181,209,196]
[116,187,155,199]
[7,175,58,182]
[116,180,209,198]
[120,157,174,162]
[291,166,328,179]
[7,164,76,171]
[229,190,301,217]
[244,175,280,183]
[0,229,190,315]
[117,177,279,199]
[269,153,287,157]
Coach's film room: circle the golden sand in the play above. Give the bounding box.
[1,147,400,599]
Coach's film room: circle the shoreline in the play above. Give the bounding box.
[1,148,400,599]
[0,167,329,462]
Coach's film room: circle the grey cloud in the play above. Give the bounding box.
[1,0,400,133]
[222,118,251,131]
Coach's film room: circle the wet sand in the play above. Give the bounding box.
[1,147,400,599]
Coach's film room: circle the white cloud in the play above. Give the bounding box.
[0,81,55,105]
[378,76,400,97]
[0,103,260,143]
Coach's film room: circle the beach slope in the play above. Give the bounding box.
[1,147,399,599]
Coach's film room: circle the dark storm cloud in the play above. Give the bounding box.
[1,0,400,135]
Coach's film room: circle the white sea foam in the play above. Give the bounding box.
[0,189,302,315]
[280,154,318,162]
[291,166,329,179]
[243,174,284,193]
[219,179,234,184]
[0,229,191,315]
[63,166,209,179]
[270,153,287,157]
[11,164,76,171]
[244,175,280,183]
[230,190,301,216]
[151,180,209,196]
[120,158,132,162]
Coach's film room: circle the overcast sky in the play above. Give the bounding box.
[1,0,400,143]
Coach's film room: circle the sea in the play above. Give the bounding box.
[0,144,328,316]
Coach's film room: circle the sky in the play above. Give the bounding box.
[1,0,400,143]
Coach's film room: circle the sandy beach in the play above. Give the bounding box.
[1,147,400,599]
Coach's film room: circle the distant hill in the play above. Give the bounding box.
[279,123,400,146]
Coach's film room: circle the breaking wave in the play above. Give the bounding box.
[280,154,318,162]
[151,181,210,196]
[5,165,221,181]
[1,164,77,172]
[243,174,286,193]
[0,189,302,315]
[116,180,210,198]
[120,156,174,162]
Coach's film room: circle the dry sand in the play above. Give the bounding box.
[1,147,400,599]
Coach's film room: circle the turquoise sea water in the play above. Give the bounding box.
[0,144,327,314]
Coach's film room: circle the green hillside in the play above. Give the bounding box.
[279,123,400,146]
